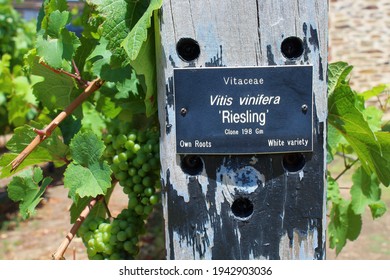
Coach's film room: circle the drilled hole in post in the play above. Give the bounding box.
[281,37,304,59]
[282,153,306,173]
[231,197,254,219]
[176,38,201,62]
[180,155,204,175]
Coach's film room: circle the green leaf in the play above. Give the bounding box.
[328,84,390,186]
[64,130,112,199]
[7,167,53,219]
[37,0,69,32]
[35,0,80,71]
[328,200,362,255]
[129,23,158,116]
[61,29,82,62]
[88,38,134,83]
[327,175,342,203]
[121,0,162,60]
[36,35,64,69]
[97,0,149,59]
[328,61,353,96]
[369,201,387,219]
[361,84,387,100]
[69,130,105,166]
[69,195,91,223]
[64,161,111,198]
[328,200,348,254]
[350,167,381,215]
[95,96,122,119]
[7,95,31,127]
[46,10,70,38]
[58,115,82,145]
[81,101,106,138]
[374,131,390,184]
[326,125,343,164]
[73,37,99,77]
[346,206,362,242]
[69,186,114,223]
[31,57,80,111]
[363,106,383,132]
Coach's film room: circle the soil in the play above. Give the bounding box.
[0,160,389,260]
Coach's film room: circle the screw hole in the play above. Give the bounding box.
[281,37,304,59]
[282,153,306,173]
[231,197,254,219]
[176,38,201,62]
[181,155,204,175]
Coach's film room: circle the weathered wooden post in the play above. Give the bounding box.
[156,0,328,260]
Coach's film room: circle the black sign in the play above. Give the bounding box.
[174,66,313,154]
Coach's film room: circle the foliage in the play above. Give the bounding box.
[0,0,162,260]
[327,61,390,255]
[0,0,37,133]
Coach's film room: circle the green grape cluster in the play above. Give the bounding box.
[78,208,145,260]
[103,122,161,218]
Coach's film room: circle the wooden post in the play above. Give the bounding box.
[156,0,328,260]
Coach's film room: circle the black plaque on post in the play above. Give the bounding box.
[174,65,313,154]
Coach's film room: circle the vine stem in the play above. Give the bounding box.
[334,158,359,181]
[9,78,105,172]
[52,195,104,260]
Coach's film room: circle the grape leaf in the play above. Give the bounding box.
[328,61,353,96]
[328,200,362,255]
[95,95,122,119]
[64,162,111,198]
[7,167,53,219]
[361,84,387,101]
[69,186,114,223]
[369,201,387,219]
[69,195,91,223]
[363,106,383,132]
[95,0,149,60]
[327,175,342,203]
[81,101,106,138]
[326,124,342,164]
[36,0,80,71]
[121,0,162,60]
[328,84,390,186]
[350,167,381,215]
[37,0,69,32]
[69,130,105,166]
[90,0,162,115]
[31,58,81,111]
[36,36,64,69]
[46,10,70,38]
[129,23,158,116]
[88,38,134,83]
[73,36,99,77]
[64,131,111,199]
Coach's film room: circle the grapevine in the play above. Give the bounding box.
[0,0,163,260]
[0,0,389,260]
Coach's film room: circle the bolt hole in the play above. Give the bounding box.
[231,197,254,219]
[282,153,306,173]
[281,37,304,59]
[176,38,201,62]
[181,155,204,175]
